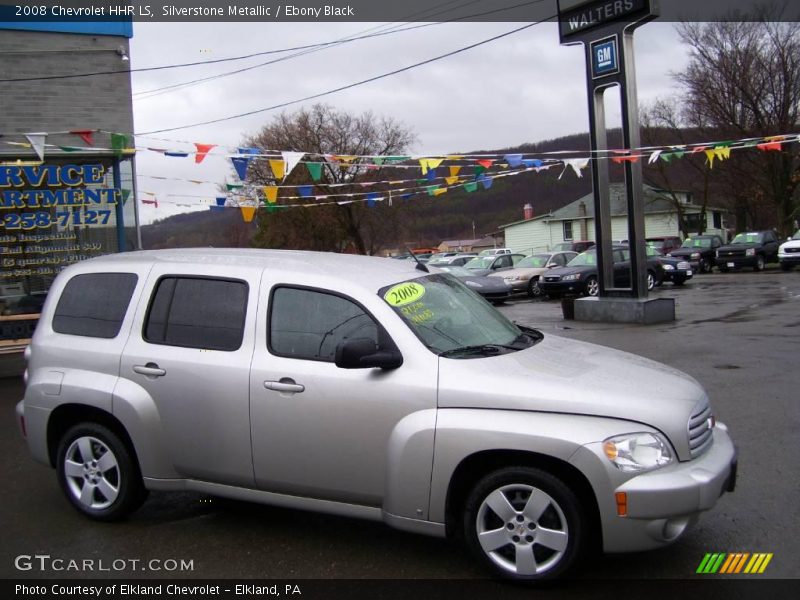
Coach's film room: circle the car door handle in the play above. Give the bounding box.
[264,379,305,393]
[133,363,166,377]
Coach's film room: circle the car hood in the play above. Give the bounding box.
[718,242,762,251]
[455,274,509,292]
[437,334,706,460]
[669,247,704,257]
[492,267,547,279]
[464,268,493,277]
[780,240,800,251]
[542,265,593,278]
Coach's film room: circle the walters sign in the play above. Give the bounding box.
[558,0,655,42]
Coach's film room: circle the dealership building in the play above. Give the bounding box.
[0,20,139,353]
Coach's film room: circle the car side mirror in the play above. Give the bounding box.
[335,338,403,370]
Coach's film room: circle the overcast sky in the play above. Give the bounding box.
[128,20,690,224]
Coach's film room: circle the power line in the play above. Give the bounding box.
[134,0,547,99]
[137,19,550,135]
[0,0,543,85]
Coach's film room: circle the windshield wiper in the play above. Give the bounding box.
[512,325,544,347]
[439,344,519,358]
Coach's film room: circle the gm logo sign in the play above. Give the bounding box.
[591,35,619,79]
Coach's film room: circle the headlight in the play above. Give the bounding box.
[666,253,673,257]
[562,273,581,281]
[465,281,483,288]
[690,252,701,259]
[602,433,673,472]
[745,248,755,256]
[662,264,675,271]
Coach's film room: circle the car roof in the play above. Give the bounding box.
[80,248,427,292]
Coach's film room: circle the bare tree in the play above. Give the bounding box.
[244,104,416,254]
[673,14,800,234]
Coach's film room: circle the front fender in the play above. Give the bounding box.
[428,409,651,523]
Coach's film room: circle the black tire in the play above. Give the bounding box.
[699,258,711,274]
[673,276,686,286]
[584,276,599,297]
[781,262,792,272]
[754,255,765,271]
[527,277,542,298]
[719,266,729,273]
[463,467,586,581]
[56,423,148,521]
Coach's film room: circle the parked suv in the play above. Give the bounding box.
[667,235,724,274]
[715,231,780,271]
[17,249,736,581]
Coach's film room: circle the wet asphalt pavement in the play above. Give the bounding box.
[1,268,798,581]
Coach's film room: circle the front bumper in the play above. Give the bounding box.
[716,255,757,268]
[778,253,800,265]
[539,280,586,296]
[572,424,737,553]
[662,269,693,283]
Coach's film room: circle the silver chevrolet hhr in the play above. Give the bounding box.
[16,249,737,581]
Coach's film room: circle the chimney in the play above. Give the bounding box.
[523,203,533,220]
[578,201,587,217]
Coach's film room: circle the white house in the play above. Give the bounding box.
[501,184,728,255]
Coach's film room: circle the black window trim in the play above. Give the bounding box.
[142,274,249,352]
[267,283,400,364]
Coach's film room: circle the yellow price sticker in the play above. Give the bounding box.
[384,282,426,307]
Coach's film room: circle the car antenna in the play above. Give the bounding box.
[405,246,429,273]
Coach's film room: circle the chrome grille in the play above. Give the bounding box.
[688,405,714,458]
[786,247,800,254]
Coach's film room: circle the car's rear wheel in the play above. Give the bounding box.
[754,255,765,271]
[699,258,711,273]
[463,467,585,581]
[56,423,147,521]
[585,276,599,297]
[528,277,542,298]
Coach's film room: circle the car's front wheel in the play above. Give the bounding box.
[56,423,147,521]
[528,277,542,298]
[754,255,765,271]
[585,276,599,297]
[463,467,585,581]
[781,262,792,272]
[647,271,656,291]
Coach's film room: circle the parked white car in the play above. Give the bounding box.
[17,249,736,581]
[778,229,800,271]
[478,248,512,256]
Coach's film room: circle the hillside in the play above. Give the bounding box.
[140,128,727,250]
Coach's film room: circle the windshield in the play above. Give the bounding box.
[648,241,665,251]
[567,250,597,267]
[517,255,550,268]
[380,274,540,356]
[682,237,712,248]
[792,230,800,240]
[464,257,494,269]
[731,232,762,244]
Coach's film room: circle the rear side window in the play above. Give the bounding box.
[144,277,248,351]
[52,272,138,338]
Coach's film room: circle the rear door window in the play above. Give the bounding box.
[52,272,138,338]
[144,276,248,351]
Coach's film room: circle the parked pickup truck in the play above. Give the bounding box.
[16,249,736,582]
[666,234,724,274]
[715,231,780,271]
